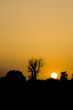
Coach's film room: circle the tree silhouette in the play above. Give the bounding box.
[60,71,68,81]
[6,70,26,81]
[28,58,43,80]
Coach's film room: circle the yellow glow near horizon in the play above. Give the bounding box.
[0,0,73,79]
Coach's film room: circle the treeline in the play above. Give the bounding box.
[0,58,73,81]
[0,58,73,91]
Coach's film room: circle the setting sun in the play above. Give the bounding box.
[51,72,58,79]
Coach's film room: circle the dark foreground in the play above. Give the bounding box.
[0,79,73,96]
[0,79,73,109]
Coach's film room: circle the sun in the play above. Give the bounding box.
[51,72,58,79]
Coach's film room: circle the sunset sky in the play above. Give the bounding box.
[0,0,73,79]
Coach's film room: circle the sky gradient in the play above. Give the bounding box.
[0,0,73,79]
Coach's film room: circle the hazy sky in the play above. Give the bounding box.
[0,0,73,79]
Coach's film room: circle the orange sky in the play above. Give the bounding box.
[0,0,73,79]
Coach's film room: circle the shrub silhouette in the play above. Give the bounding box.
[28,58,43,80]
[6,70,26,81]
[60,71,68,81]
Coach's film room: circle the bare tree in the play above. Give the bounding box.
[28,58,44,80]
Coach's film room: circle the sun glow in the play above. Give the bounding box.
[51,72,58,79]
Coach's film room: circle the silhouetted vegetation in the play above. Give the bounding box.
[28,58,43,80]
[0,69,73,90]
[0,58,73,100]
[6,70,26,81]
[60,71,68,81]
